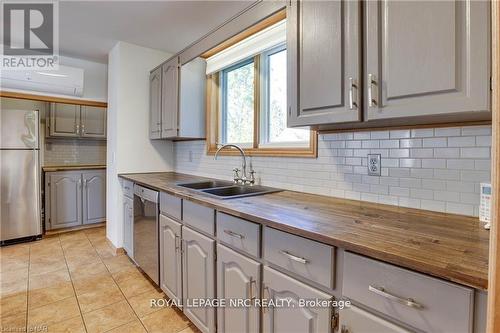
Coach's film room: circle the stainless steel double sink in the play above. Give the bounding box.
[177,180,281,199]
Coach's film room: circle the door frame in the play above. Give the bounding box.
[487,0,500,331]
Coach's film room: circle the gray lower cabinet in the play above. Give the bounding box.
[49,103,81,137]
[216,244,261,333]
[47,171,83,229]
[182,226,216,333]
[149,67,162,139]
[123,195,133,257]
[81,106,107,138]
[45,169,106,230]
[160,214,183,306]
[262,266,334,333]
[82,171,106,225]
[287,0,361,127]
[364,0,490,121]
[339,305,410,333]
[48,102,107,139]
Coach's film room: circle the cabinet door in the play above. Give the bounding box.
[49,103,81,137]
[339,305,410,333]
[149,67,162,139]
[365,0,490,120]
[160,215,182,306]
[161,57,179,138]
[82,170,106,225]
[182,226,215,333]
[217,244,260,333]
[287,0,361,127]
[263,266,333,333]
[123,196,134,258]
[81,106,106,138]
[49,172,82,229]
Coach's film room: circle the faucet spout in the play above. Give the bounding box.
[214,144,247,179]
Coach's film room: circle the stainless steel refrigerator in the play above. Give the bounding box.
[1,109,42,244]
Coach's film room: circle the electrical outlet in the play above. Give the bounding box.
[367,154,381,176]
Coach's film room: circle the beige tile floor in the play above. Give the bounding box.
[0,227,200,333]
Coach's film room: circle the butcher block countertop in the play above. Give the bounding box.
[43,165,106,172]
[119,172,489,290]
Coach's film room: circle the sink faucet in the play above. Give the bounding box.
[214,144,255,185]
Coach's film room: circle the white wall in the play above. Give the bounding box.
[106,42,173,247]
[0,55,108,101]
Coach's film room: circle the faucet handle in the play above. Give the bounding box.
[232,168,241,183]
[249,170,256,185]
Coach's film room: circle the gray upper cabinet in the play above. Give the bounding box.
[82,170,106,225]
[365,0,490,122]
[150,57,206,140]
[47,171,83,229]
[287,0,361,127]
[81,106,107,138]
[149,67,162,139]
[161,57,179,138]
[48,103,107,139]
[49,103,81,137]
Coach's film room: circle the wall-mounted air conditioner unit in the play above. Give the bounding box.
[0,65,84,97]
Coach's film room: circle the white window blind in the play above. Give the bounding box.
[206,20,285,75]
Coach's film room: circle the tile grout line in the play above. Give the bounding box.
[85,231,147,333]
[59,234,90,333]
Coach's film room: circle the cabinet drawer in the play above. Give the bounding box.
[216,212,260,257]
[343,252,474,333]
[160,192,182,221]
[122,180,134,198]
[263,227,334,289]
[183,200,215,236]
[339,305,410,333]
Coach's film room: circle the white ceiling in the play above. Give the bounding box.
[59,1,256,63]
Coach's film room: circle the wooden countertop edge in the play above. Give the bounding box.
[43,165,107,171]
[119,172,488,290]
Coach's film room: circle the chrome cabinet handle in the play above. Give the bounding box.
[248,277,257,302]
[224,229,244,239]
[348,77,357,110]
[368,285,423,309]
[78,178,82,189]
[368,74,377,107]
[279,250,309,264]
[174,235,180,252]
[81,124,85,134]
[262,285,271,313]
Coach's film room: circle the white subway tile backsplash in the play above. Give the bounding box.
[174,125,491,217]
[400,139,422,148]
[44,140,106,166]
[423,137,447,147]
[460,147,490,159]
[434,127,461,137]
[390,129,411,139]
[448,136,476,147]
[411,128,434,138]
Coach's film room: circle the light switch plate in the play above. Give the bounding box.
[367,154,381,176]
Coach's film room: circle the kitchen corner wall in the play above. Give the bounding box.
[174,125,492,217]
[106,42,174,248]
